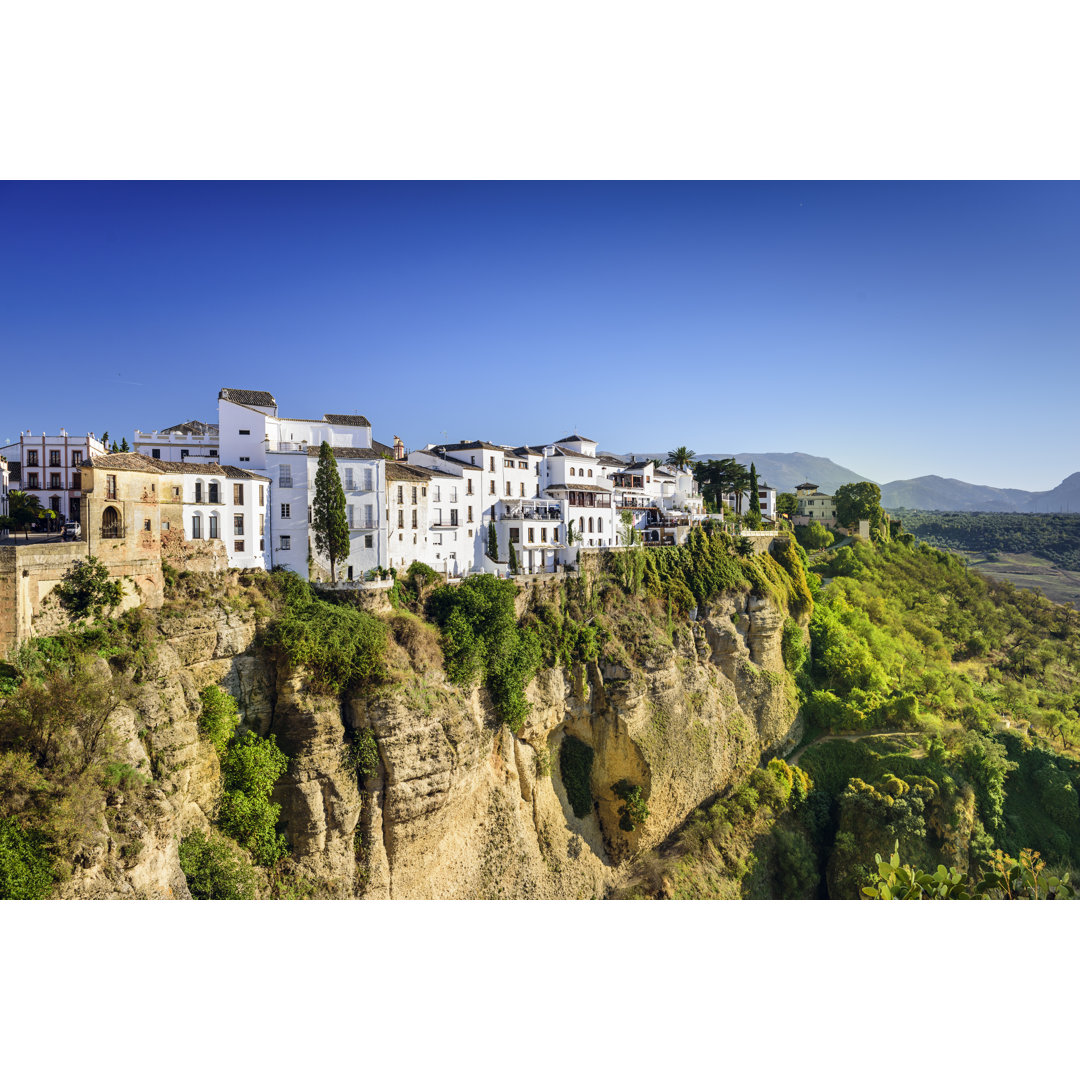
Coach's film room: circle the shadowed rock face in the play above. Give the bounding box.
[61,587,800,899]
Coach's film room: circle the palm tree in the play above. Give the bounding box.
[8,490,43,538]
[667,446,695,470]
[725,462,751,514]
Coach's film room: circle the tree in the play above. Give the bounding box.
[487,520,499,562]
[7,490,43,537]
[743,462,762,529]
[100,431,109,448]
[312,441,350,581]
[727,462,751,514]
[54,557,124,620]
[119,437,130,453]
[777,492,798,516]
[667,447,695,469]
[834,481,884,531]
[566,520,574,545]
[508,541,519,575]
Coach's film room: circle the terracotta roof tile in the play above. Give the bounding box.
[219,388,277,407]
[323,414,371,427]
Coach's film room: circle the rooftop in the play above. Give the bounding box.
[159,420,219,436]
[323,414,372,427]
[219,388,277,408]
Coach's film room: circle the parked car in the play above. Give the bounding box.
[62,521,81,540]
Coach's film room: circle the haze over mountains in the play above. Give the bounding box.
[629,450,1080,512]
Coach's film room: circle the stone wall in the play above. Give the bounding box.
[0,538,165,654]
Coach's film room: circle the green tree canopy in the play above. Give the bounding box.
[312,441,350,581]
[776,492,798,516]
[834,481,884,530]
[7,491,43,538]
[743,462,762,528]
[667,446,695,469]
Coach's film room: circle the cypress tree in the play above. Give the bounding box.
[744,462,763,529]
[488,520,499,561]
[508,541,519,575]
[312,441,350,581]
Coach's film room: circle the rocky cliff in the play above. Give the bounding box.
[59,580,801,899]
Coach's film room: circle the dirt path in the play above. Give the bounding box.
[787,729,923,766]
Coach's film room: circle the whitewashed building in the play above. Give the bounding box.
[134,420,220,464]
[0,430,107,526]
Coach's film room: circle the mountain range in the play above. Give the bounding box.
[627,451,1080,513]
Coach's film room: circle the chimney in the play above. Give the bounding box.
[393,435,405,461]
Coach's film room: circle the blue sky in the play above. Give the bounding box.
[1,181,1076,489]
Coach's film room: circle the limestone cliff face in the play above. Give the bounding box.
[63,587,799,899]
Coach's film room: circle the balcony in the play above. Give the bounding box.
[499,500,562,522]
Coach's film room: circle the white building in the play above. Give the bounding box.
[0,429,107,526]
[155,460,270,570]
[134,420,220,463]
[721,481,777,521]
[216,388,405,581]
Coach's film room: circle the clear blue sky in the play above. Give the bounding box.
[1,181,1076,489]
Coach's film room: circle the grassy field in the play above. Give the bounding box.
[955,550,1080,610]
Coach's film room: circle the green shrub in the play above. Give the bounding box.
[781,618,808,674]
[264,572,387,694]
[347,727,380,781]
[179,830,258,899]
[0,816,53,899]
[218,732,289,867]
[54,557,124,621]
[428,575,541,733]
[559,735,594,818]
[197,685,240,757]
[611,779,650,832]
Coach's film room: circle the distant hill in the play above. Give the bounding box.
[626,451,870,493]
[882,471,1080,512]
[623,450,1080,511]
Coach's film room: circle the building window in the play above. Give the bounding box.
[27,472,39,489]
[489,480,495,495]
[364,535,373,548]
[180,449,188,459]
[209,482,219,503]
[71,451,82,466]
[450,509,458,527]
[364,504,374,528]
[466,479,473,495]
[510,527,520,543]
[192,514,202,539]
[106,474,117,499]
[194,481,202,502]
[235,540,245,552]
[27,450,38,466]
[209,450,218,457]
[234,484,243,505]
[347,504,354,528]
[209,514,219,539]
[280,535,291,550]
[570,467,575,476]
[489,456,495,472]
[467,506,473,523]
[345,468,355,490]
[151,448,161,459]
[528,528,535,543]
[433,485,440,501]
[279,464,292,488]
[49,473,61,489]
[259,486,264,507]
[411,509,417,529]
[101,506,122,538]
[240,456,250,462]
[69,497,80,519]
[234,514,244,536]
[144,519,151,531]
[363,467,373,490]
[411,486,417,504]
[397,509,404,529]
[397,486,404,504]
[281,503,290,518]
[162,521,170,531]
[541,528,547,542]
[50,496,60,514]
[239,429,250,435]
